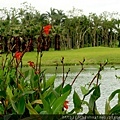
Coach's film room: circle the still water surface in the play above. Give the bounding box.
[42,65,120,114]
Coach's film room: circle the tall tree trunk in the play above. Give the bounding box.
[55,34,60,50]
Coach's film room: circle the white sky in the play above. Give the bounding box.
[0,0,120,16]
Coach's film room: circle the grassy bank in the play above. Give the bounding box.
[1,47,120,66]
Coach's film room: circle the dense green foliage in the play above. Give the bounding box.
[0,2,120,53]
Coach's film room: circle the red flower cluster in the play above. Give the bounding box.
[64,100,69,109]
[28,61,35,68]
[43,25,52,35]
[14,51,22,60]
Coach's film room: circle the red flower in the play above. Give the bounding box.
[43,25,52,35]
[28,61,35,68]
[64,100,69,109]
[14,51,22,60]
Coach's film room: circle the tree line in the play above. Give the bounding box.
[0,2,120,53]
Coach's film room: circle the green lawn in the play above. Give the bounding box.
[1,47,120,66]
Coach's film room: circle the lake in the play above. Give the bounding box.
[43,65,120,114]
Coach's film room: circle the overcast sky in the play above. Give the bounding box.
[0,0,120,16]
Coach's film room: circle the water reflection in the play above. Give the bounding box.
[43,65,120,114]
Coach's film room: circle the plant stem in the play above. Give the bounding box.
[71,60,85,86]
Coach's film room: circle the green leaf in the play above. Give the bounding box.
[62,84,72,94]
[6,86,18,113]
[26,101,38,115]
[17,97,25,114]
[92,85,100,101]
[43,88,59,106]
[20,91,35,97]
[34,104,42,113]
[73,90,82,113]
[42,75,56,90]
[109,89,120,101]
[81,86,89,95]
[88,85,100,114]
[55,84,62,94]
[52,91,70,114]
[12,91,35,102]
[109,104,120,114]
[41,96,52,114]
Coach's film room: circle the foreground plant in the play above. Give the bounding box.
[0,46,85,119]
[1,47,120,120]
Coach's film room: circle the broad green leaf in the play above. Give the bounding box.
[41,97,52,114]
[43,88,59,106]
[62,84,72,94]
[88,85,100,114]
[34,104,42,113]
[52,91,70,114]
[26,101,38,115]
[109,104,120,114]
[88,95,100,114]
[109,89,120,101]
[45,75,56,89]
[55,84,62,94]
[92,85,100,100]
[42,87,52,98]
[73,90,82,113]
[42,75,56,90]
[17,97,25,114]
[6,86,18,113]
[87,102,99,115]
